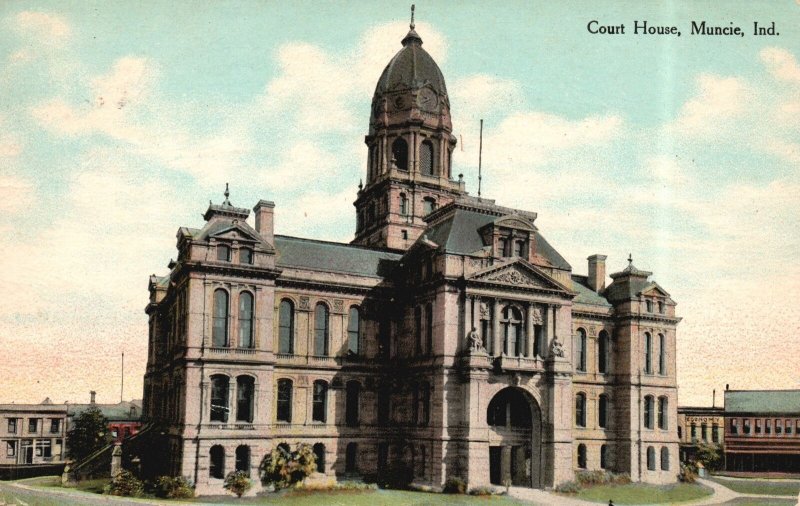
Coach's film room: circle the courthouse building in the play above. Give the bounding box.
[142,15,681,494]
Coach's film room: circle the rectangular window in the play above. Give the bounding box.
[712,424,719,442]
[755,419,762,434]
[50,419,60,434]
[690,423,696,440]
[776,419,783,435]
[28,418,38,433]
[766,419,771,434]
[6,441,16,457]
[701,423,708,440]
[786,419,792,435]
[644,334,652,374]
[7,418,17,434]
[730,418,738,435]
[743,419,751,435]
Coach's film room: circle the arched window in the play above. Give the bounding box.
[414,306,423,355]
[276,379,292,422]
[644,332,653,374]
[212,289,229,347]
[647,446,656,471]
[345,442,358,472]
[210,375,229,422]
[598,330,609,374]
[209,445,225,478]
[399,194,408,216]
[236,376,254,423]
[658,396,668,430]
[392,138,408,171]
[658,301,665,314]
[239,248,253,264]
[576,328,587,372]
[599,394,609,428]
[575,393,586,427]
[422,197,436,215]
[314,303,329,356]
[644,395,654,429]
[600,444,609,469]
[278,299,294,354]
[313,443,325,473]
[660,447,669,471]
[658,333,666,375]
[312,380,327,423]
[425,302,434,354]
[235,445,250,476]
[347,307,361,355]
[420,140,434,176]
[216,244,230,262]
[369,145,377,180]
[346,381,360,427]
[238,292,254,348]
[577,444,587,469]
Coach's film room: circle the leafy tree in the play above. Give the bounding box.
[224,471,252,498]
[104,470,144,497]
[66,406,112,462]
[259,443,316,490]
[694,442,723,471]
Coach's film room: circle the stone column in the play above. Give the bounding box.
[526,304,535,358]
[493,299,502,357]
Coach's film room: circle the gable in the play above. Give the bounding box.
[209,224,261,243]
[468,260,572,295]
[640,282,671,298]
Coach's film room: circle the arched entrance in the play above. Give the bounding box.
[486,387,542,487]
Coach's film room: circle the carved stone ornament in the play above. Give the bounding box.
[549,335,565,358]
[333,299,344,313]
[485,268,539,287]
[479,302,490,319]
[467,327,485,354]
[531,306,543,325]
[299,296,310,311]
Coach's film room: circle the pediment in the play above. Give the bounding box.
[209,224,261,243]
[493,213,536,231]
[468,260,571,294]
[640,282,671,298]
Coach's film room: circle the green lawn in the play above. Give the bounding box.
[710,476,800,497]
[575,482,714,504]
[719,498,796,506]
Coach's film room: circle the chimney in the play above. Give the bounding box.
[90,391,96,404]
[587,254,607,292]
[253,200,275,246]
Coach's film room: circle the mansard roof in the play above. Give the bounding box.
[725,390,800,415]
[274,235,401,278]
[423,204,570,270]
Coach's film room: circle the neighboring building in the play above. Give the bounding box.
[141,15,681,494]
[724,390,800,473]
[68,392,143,444]
[0,399,67,479]
[677,405,724,463]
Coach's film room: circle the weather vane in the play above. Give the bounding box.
[410,4,415,30]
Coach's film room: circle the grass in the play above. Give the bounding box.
[709,476,800,496]
[574,482,714,504]
[719,499,797,506]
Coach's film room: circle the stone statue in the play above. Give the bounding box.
[467,327,484,352]
[549,335,565,358]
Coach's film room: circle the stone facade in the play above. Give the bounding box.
[0,401,67,471]
[141,19,681,494]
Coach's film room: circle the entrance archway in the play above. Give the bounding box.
[486,387,542,488]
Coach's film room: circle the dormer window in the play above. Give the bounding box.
[217,245,230,262]
[498,237,509,257]
[239,248,253,265]
[514,240,527,258]
[645,299,653,312]
[658,301,665,314]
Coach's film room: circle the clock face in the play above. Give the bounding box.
[417,89,437,111]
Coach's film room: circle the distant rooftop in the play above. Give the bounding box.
[725,389,800,415]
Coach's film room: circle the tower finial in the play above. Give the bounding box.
[223,183,231,206]
[628,253,633,266]
[410,4,415,30]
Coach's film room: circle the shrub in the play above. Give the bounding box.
[576,470,608,486]
[154,475,194,499]
[469,485,494,496]
[695,443,723,471]
[678,463,698,483]
[443,477,467,494]
[105,470,144,497]
[259,442,317,490]
[555,480,581,494]
[224,470,253,498]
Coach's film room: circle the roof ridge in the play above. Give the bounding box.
[275,235,403,255]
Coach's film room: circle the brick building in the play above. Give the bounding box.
[141,15,681,494]
[0,399,67,479]
[724,390,800,473]
[677,405,724,463]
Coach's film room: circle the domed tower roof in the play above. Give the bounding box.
[373,28,448,98]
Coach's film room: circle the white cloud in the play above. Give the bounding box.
[669,74,752,137]
[761,47,800,84]
[12,11,71,41]
[0,174,35,214]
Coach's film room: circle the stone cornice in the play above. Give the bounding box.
[276,276,393,297]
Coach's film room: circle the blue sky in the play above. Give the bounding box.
[1,1,799,405]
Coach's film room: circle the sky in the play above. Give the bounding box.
[1,1,799,406]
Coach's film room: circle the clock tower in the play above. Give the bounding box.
[352,12,465,250]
